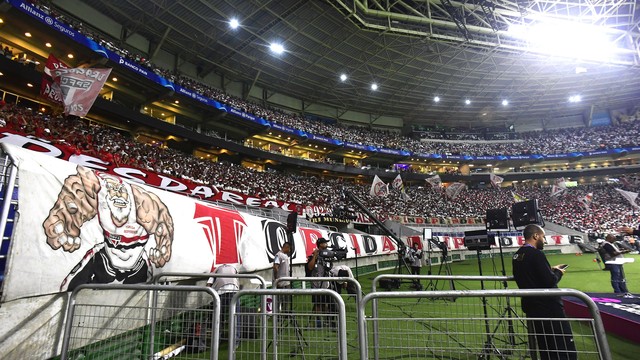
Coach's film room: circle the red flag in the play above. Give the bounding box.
[40,54,69,104]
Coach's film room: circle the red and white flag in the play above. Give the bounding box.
[40,54,69,104]
[426,175,442,191]
[489,173,503,188]
[445,182,466,200]
[52,67,112,117]
[370,175,389,197]
[579,193,593,212]
[615,188,639,209]
[551,177,568,197]
[392,174,410,200]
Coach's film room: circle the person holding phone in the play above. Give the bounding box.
[602,234,632,297]
[512,224,576,360]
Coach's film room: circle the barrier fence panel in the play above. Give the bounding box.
[358,288,611,360]
[229,288,347,360]
[275,276,363,359]
[151,272,269,360]
[60,284,220,360]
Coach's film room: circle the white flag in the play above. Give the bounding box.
[426,175,442,190]
[489,173,504,188]
[555,177,567,189]
[370,175,389,197]
[550,185,566,197]
[445,182,467,200]
[579,193,594,212]
[615,188,640,209]
[392,174,403,190]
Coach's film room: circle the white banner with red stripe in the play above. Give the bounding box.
[0,144,398,302]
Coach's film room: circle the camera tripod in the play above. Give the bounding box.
[268,293,308,359]
[475,235,527,360]
[424,239,455,292]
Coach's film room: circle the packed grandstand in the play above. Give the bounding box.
[1,102,638,236]
[3,1,640,157]
[1,0,639,238]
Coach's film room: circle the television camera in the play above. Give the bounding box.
[318,247,348,262]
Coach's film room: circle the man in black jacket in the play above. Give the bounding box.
[512,224,577,360]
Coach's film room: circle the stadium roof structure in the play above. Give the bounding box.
[75,0,640,127]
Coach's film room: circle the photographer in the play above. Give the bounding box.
[306,238,332,327]
[406,242,423,289]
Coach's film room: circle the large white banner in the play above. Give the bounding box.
[1,145,398,301]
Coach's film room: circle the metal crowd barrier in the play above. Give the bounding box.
[61,284,220,360]
[152,272,269,360]
[275,276,363,358]
[229,288,348,360]
[358,288,611,360]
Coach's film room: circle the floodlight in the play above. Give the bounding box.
[371,83,378,90]
[508,21,619,61]
[569,95,581,103]
[340,74,347,82]
[434,96,440,103]
[229,18,239,29]
[269,42,285,54]
[501,99,509,106]
[465,99,471,105]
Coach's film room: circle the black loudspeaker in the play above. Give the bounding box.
[486,208,509,230]
[286,211,298,233]
[463,229,495,251]
[511,199,541,228]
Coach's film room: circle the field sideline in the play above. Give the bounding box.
[363,251,640,359]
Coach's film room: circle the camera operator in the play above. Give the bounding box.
[406,242,423,289]
[329,265,356,295]
[306,238,332,327]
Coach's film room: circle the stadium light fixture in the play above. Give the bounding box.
[229,18,240,29]
[45,42,52,48]
[502,99,509,106]
[371,83,378,90]
[25,32,32,37]
[340,73,347,82]
[508,21,619,62]
[433,96,440,103]
[569,95,582,103]
[465,99,471,105]
[270,42,285,54]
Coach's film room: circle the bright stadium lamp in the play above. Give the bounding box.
[270,42,285,54]
[508,21,618,62]
[371,83,378,91]
[502,99,509,106]
[229,18,240,29]
[434,96,440,103]
[340,73,347,82]
[465,99,471,105]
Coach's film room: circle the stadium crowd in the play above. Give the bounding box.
[17,0,640,158]
[1,104,638,236]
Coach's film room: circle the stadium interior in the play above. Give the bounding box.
[1,0,640,359]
